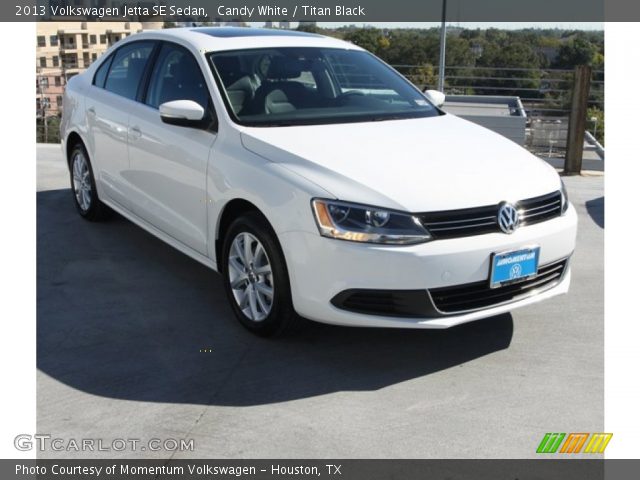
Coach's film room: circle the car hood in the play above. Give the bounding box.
[240,114,561,212]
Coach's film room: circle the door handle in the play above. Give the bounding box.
[129,126,142,140]
[87,107,96,116]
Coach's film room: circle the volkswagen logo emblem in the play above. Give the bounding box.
[509,263,522,279]
[498,203,520,234]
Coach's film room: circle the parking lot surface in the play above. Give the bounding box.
[36,144,603,458]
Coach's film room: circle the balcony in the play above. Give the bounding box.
[59,44,79,52]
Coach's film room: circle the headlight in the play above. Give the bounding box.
[560,180,569,215]
[311,199,431,245]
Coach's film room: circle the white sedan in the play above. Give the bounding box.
[61,27,577,336]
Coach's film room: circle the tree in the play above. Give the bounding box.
[554,35,598,68]
[475,41,543,97]
[407,64,436,90]
[297,23,321,34]
[444,36,474,67]
[343,28,391,56]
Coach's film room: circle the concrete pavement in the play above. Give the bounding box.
[36,144,604,459]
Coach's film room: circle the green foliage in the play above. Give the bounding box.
[554,34,599,68]
[36,115,61,144]
[407,64,436,90]
[316,25,602,73]
[342,28,391,56]
[297,23,321,34]
[312,25,603,104]
[587,107,604,146]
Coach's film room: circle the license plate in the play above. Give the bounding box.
[490,247,540,288]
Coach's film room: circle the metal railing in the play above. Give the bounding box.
[392,65,604,158]
[35,62,604,163]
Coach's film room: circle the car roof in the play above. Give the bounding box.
[193,27,323,38]
[132,27,362,53]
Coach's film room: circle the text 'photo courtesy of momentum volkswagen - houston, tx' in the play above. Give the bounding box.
[60,27,577,336]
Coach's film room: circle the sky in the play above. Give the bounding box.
[248,22,604,30]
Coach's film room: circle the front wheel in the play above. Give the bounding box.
[222,213,298,336]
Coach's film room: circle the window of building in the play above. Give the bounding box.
[55,76,61,87]
[52,56,59,67]
[62,54,78,69]
[100,35,106,44]
[90,35,97,44]
[50,35,58,46]
[56,96,63,107]
[39,57,47,67]
[37,36,46,47]
[92,53,98,62]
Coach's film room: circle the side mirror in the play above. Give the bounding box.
[423,89,446,108]
[159,100,205,127]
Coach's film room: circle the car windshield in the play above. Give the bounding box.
[207,47,441,127]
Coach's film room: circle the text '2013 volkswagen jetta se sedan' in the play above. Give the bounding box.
[61,27,577,336]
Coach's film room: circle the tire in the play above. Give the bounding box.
[221,212,299,337]
[69,143,110,221]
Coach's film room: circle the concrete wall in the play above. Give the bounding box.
[443,95,527,145]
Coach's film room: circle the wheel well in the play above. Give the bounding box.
[215,199,268,265]
[66,132,84,167]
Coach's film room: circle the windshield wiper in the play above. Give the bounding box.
[370,115,406,122]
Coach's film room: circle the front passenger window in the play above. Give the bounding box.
[104,42,154,101]
[145,44,209,110]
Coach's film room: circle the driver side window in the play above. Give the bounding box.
[145,43,209,110]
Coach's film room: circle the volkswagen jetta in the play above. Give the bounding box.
[61,27,577,336]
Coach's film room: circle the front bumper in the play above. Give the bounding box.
[278,204,577,329]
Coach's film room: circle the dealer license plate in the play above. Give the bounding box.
[489,247,540,288]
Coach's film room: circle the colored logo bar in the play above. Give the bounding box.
[537,433,612,454]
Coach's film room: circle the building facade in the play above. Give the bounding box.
[36,21,162,117]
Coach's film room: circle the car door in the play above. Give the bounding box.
[125,42,217,256]
[86,41,156,210]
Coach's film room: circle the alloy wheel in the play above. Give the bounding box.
[72,151,92,212]
[227,232,274,322]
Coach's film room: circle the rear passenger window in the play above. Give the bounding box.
[104,42,154,100]
[145,43,209,110]
[93,54,113,88]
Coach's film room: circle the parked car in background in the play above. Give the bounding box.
[61,27,577,336]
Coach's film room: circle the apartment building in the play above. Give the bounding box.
[36,21,162,117]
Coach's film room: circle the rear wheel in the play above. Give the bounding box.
[69,143,110,221]
[222,212,298,336]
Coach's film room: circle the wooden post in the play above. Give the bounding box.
[564,65,592,175]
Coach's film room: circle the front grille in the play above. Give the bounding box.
[429,258,568,314]
[518,191,563,225]
[419,191,562,240]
